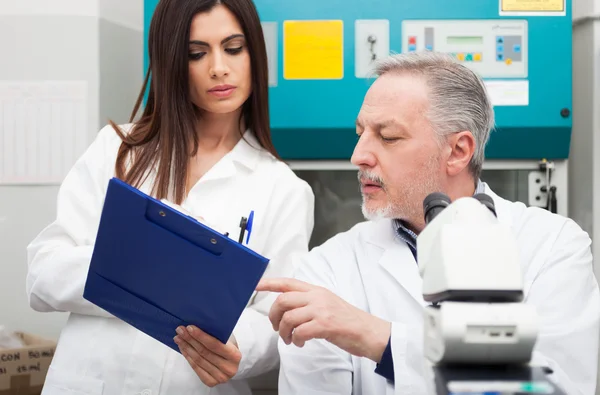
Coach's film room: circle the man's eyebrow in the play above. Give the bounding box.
[356,118,399,129]
[384,119,412,137]
[379,119,404,130]
[189,34,245,46]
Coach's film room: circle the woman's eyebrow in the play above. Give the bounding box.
[189,34,245,46]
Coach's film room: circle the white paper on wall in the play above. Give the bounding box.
[484,80,529,106]
[0,81,89,185]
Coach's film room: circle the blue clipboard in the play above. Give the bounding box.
[83,177,270,351]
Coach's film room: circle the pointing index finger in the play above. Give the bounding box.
[256,278,315,293]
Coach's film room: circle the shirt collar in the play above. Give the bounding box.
[225,129,263,171]
[394,179,486,255]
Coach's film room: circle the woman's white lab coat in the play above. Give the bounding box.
[26,124,315,395]
[278,184,600,395]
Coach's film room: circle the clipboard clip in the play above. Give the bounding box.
[238,210,254,244]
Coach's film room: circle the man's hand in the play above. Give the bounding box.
[256,278,391,363]
[174,325,241,387]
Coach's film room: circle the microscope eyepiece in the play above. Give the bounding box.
[473,193,497,217]
[423,192,451,224]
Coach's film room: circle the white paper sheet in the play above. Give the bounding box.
[484,80,529,106]
[0,81,88,185]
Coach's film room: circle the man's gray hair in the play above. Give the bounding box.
[373,51,495,179]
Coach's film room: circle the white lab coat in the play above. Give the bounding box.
[278,184,600,395]
[26,124,315,395]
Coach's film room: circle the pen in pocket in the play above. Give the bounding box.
[238,210,254,245]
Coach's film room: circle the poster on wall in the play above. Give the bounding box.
[0,81,89,185]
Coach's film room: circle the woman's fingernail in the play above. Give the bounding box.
[187,326,194,334]
[176,327,184,335]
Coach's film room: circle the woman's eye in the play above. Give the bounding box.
[225,47,243,55]
[189,52,205,60]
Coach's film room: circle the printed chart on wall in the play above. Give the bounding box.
[499,0,565,16]
[0,81,89,185]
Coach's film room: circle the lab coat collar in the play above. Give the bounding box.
[228,130,263,171]
[193,130,263,184]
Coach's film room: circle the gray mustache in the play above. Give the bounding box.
[357,171,385,189]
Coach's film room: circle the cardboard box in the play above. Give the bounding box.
[0,332,56,395]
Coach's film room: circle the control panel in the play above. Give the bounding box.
[402,20,528,78]
[144,0,572,162]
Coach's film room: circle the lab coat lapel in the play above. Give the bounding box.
[198,157,237,183]
[378,246,425,307]
[362,220,425,308]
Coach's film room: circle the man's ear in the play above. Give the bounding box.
[446,131,475,177]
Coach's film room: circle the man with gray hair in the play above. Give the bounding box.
[257,52,599,395]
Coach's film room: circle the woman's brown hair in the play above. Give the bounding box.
[111,0,279,204]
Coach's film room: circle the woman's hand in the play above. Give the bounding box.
[174,325,242,387]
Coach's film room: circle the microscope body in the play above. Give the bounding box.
[417,194,564,395]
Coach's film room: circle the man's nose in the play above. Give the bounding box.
[351,135,377,168]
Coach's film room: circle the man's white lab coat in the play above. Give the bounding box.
[278,184,600,395]
[26,124,315,395]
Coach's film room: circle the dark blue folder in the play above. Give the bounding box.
[83,177,270,351]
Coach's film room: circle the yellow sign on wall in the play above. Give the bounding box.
[501,0,564,12]
[283,20,344,80]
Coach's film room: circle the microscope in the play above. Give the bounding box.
[416,192,565,395]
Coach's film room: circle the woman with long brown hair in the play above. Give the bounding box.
[25,0,315,393]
